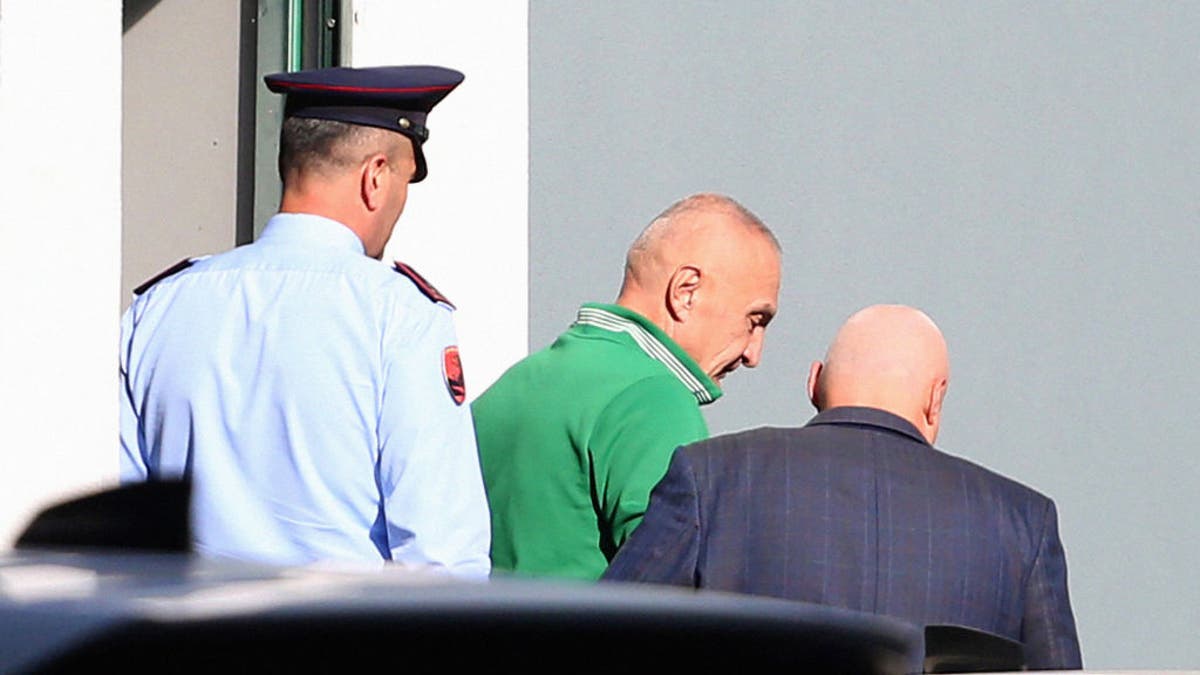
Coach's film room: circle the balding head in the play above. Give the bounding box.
[807,305,950,443]
[622,194,779,290]
[617,193,782,384]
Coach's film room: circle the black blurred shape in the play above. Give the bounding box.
[32,607,912,674]
[16,480,191,553]
[924,624,1026,673]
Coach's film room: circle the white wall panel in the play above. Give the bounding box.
[351,0,530,401]
[0,0,123,548]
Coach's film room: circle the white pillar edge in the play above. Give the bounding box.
[0,1,124,548]
[351,0,531,401]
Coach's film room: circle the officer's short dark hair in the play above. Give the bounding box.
[278,117,406,183]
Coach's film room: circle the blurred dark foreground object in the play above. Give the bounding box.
[0,557,922,674]
[15,480,191,553]
[924,623,1026,673]
[2,482,921,674]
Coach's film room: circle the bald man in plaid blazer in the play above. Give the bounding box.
[603,305,1082,671]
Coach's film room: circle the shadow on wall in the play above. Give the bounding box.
[123,0,163,33]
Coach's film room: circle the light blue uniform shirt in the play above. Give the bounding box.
[120,213,490,578]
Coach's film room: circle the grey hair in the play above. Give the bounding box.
[624,193,780,280]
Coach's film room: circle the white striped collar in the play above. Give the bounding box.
[574,304,721,405]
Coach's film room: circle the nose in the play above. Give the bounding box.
[742,329,766,368]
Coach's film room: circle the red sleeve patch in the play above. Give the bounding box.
[393,261,454,308]
[443,346,466,405]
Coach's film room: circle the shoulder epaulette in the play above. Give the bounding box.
[133,258,194,296]
[393,261,454,308]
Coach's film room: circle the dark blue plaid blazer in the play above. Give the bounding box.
[603,406,1082,671]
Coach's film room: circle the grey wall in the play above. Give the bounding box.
[122,1,245,309]
[530,1,1199,669]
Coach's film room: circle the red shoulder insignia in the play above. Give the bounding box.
[393,261,454,308]
[443,346,466,405]
[133,258,194,296]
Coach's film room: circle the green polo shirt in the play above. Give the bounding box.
[472,303,721,580]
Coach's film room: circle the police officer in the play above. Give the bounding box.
[119,66,490,577]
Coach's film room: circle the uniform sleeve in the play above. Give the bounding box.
[118,304,148,482]
[590,375,709,553]
[601,447,702,586]
[376,299,491,579]
[1021,498,1083,670]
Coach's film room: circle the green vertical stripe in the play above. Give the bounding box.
[287,0,304,71]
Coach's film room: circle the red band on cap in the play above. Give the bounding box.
[275,81,456,95]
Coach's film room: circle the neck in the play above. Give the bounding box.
[280,184,375,254]
[614,287,673,334]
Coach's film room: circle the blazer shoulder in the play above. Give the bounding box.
[933,447,1056,511]
[679,426,795,466]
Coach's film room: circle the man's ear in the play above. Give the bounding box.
[665,265,702,321]
[806,360,824,411]
[925,377,948,427]
[360,153,390,211]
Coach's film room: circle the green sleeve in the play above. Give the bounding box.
[589,374,709,555]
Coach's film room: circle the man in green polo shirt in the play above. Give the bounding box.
[472,193,782,580]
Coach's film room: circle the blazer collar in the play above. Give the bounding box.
[805,406,930,446]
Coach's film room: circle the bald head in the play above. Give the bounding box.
[617,193,782,383]
[807,305,950,444]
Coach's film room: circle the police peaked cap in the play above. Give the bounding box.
[264,65,465,183]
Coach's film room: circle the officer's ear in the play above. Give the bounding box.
[666,265,702,322]
[361,153,391,211]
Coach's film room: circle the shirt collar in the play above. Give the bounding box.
[574,303,722,405]
[257,213,366,255]
[805,406,930,445]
